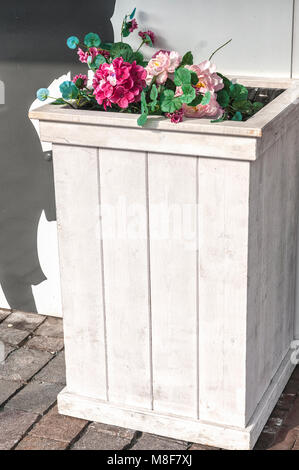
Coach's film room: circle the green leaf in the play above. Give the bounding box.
[122,23,131,37]
[137,113,148,126]
[217,89,230,107]
[145,34,153,47]
[84,33,101,48]
[102,42,113,50]
[181,51,193,67]
[211,113,227,123]
[130,8,136,19]
[89,53,107,71]
[201,91,211,106]
[110,42,134,61]
[165,78,176,92]
[160,90,183,113]
[174,68,191,86]
[51,98,66,105]
[189,94,203,107]
[131,51,144,65]
[232,111,243,121]
[218,73,231,91]
[230,83,248,101]
[141,91,148,115]
[150,84,158,102]
[253,101,264,113]
[59,81,79,100]
[190,71,199,86]
[180,84,196,104]
[232,100,252,113]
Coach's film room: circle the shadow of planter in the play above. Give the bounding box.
[0,1,116,312]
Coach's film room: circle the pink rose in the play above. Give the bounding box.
[185,60,224,93]
[145,50,181,86]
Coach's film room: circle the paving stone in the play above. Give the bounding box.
[0,380,23,407]
[72,423,135,450]
[33,351,66,385]
[131,433,189,450]
[0,324,30,346]
[0,310,11,323]
[35,317,63,338]
[4,311,46,332]
[30,405,88,443]
[0,347,52,382]
[5,382,63,414]
[26,335,64,353]
[268,426,299,450]
[15,435,67,450]
[0,409,38,450]
[189,443,220,450]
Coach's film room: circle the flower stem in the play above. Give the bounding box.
[136,39,146,53]
[209,39,232,61]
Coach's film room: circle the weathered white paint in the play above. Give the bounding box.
[30,78,299,449]
[293,0,299,78]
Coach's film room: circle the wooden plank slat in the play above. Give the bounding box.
[99,148,152,409]
[52,144,107,400]
[148,152,198,418]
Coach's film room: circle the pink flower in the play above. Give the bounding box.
[185,60,224,93]
[72,74,88,88]
[129,19,138,32]
[93,57,147,110]
[139,30,155,45]
[183,91,224,119]
[77,47,99,64]
[145,50,181,85]
[166,108,184,124]
[178,60,224,119]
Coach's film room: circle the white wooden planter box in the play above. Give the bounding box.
[30,77,299,450]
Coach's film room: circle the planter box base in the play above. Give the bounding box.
[57,348,295,450]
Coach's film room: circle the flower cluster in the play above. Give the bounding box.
[93,58,147,110]
[36,8,264,126]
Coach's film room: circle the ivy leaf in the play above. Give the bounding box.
[218,73,231,91]
[110,42,134,61]
[141,90,148,115]
[232,111,243,121]
[160,89,183,113]
[174,68,191,86]
[217,89,230,107]
[181,51,193,67]
[211,112,228,123]
[201,91,211,106]
[150,84,158,101]
[130,8,137,19]
[180,84,196,104]
[232,100,252,113]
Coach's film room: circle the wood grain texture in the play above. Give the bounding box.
[52,144,107,400]
[197,158,250,427]
[148,153,198,418]
[99,148,152,409]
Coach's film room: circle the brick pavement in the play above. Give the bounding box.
[0,308,299,450]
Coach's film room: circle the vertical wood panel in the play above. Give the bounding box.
[99,148,152,409]
[148,153,198,419]
[53,144,107,400]
[198,158,250,427]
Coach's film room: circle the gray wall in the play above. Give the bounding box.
[0,1,116,313]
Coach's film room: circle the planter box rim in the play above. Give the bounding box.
[29,77,299,139]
